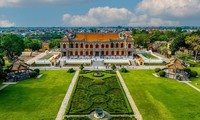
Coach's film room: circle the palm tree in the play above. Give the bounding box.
[185,35,200,61]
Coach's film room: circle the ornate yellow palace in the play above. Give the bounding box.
[60,32,134,58]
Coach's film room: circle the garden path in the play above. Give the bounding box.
[26,52,46,64]
[116,71,143,120]
[183,81,200,92]
[0,84,9,91]
[56,70,80,120]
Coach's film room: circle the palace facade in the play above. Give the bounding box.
[60,33,134,58]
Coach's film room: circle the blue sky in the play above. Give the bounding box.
[0,0,200,27]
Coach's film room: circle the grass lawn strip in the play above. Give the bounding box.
[0,70,74,120]
[142,53,158,59]
[190,67,200,89]
[121,70,200,120]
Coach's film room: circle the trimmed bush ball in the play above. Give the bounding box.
[155,68,161,73]
[120,68,128,73]
[190,71,198,77]
[34,69,40,74]
[67,68,75,73]
[159,71,166,77]
[29,71,38,78]
[184,68,191,73]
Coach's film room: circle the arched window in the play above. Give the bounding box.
[96,44,99,48]
[90,51,93,56]
[111,51,114,55]
[70,43,73,48]
[76,43,78,48]
[128,44,131,48]
[75,51,78,56]
[80,51,83,55]
[121,51,124,56]
[70,51,73,56]
[121,43,124,48]
[80,43,83,48]
[111,43,114,48]
[90,44,93,48]
[106,44,109,48]
[101,51,104,56]
[106,51,109,55]
[86,51,89,56]
[116,43,119,48]
[116,51,119,55]
[85,44,88,48]
[101,44,104,48]
[63,44,66,49]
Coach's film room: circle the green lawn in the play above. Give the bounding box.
[121,70,200,120]
[142,53,158,59]
[0,70,75,120]
[190,67,200,89]
[40,53,54,60]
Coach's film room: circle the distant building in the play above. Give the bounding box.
[60,33,134,58]
[40,43,49,52]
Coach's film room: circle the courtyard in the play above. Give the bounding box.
[121,70,200,120]
[66,70,133,118]
[0,70,74,120]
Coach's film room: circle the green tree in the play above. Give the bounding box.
[0,34,24,61]
[49,39,60,49]
[79,64,84,70]
[175,52,192,61]
[24,37,42,56]
[170,34,187,55]
[185,35,200,61]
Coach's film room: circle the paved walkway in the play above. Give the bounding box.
[26,52,46,64]
[30,65,165,70]
[183,82,200,92]
[0,84,9,91]
[116,71,142,120]
[56,70,80,120]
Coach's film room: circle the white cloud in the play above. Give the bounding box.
[0,19,15,27]
[63,6,179,26]
[63,6,134,26]
[0,0,90,7]
[136,0,200,17]
[0,0,19,7]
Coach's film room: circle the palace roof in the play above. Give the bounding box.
[165,59,186,70]
[73,33,121,41]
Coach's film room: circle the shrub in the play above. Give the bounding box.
[120,68,128,73]
[159,71,166,77]
[79,64,84,70]
[34,69,40,74]
[155,68,161,73]
[67,68,75,73]
[184,68,191,73]
[190,71,198,77]
[111,64,116,70]
[29,71,38,78]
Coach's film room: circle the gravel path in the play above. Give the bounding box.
[26,52,47,64]
[183,82,200,92]
[0,84,9,91]
[56,70,80,120]
[116,71,143,120]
